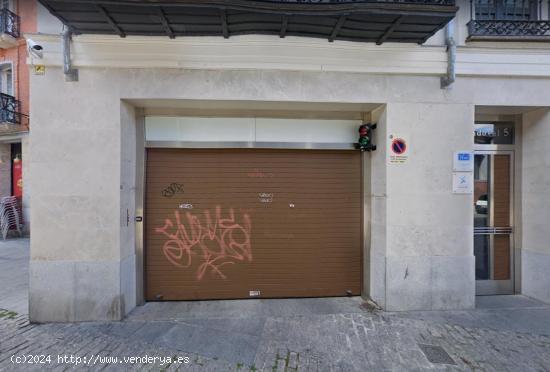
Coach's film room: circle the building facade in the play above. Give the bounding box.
[28,0,550,322]
[0,0,35,234]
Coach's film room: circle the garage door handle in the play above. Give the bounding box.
[135,216,143,222]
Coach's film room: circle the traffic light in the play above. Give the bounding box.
[357,123,377,152]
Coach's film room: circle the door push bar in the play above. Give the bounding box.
[474,227,513,235]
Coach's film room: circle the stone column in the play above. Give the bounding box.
[367,102,476,311]
[28,68,136,322]
[521,108,550,304]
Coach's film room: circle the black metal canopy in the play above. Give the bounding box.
[38,0,458,44]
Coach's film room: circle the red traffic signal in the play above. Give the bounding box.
[357,123,377,152]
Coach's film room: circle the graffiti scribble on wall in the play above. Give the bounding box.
[162,183,185,198]
[258,192,273,203]
[155,207,252,280]
[247,169,274,178]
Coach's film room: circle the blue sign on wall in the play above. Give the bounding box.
[454,151,473,172]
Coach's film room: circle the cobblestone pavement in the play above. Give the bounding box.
[1,301,550,371]
[0,239,28,315]
[2,239,550,371]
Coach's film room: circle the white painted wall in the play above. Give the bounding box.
[146,117,255,142]
[383,102,475,310]
[521,108,550,304]
[29,69,126,321]
[120,101,137,316]
[37,2,63,35]
[367,105,388,308]
[24,0,550,321]
[366,102,476,310]
[146,117,361,143]
[28,67,550,321]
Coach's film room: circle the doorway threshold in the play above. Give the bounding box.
[475,295,548,310]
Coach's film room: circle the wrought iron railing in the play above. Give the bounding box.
[0,8,20,39]
[258,0,455,4]
[0,93,21,125]
[468,19,550,37]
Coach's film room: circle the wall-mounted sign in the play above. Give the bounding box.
[452,172,473,194]
[388,134,409,164]
[453,151,473,172]
[474,123,514,145]
[33,65,45,75]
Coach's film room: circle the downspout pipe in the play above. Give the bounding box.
[63,29,78,82]
[440,20,456,89]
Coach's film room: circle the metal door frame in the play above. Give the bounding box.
[474,149,515,295]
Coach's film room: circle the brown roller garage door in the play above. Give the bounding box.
[145,148,362,301]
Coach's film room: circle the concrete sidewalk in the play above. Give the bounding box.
[1,239,550,371]
[0,238,28,315]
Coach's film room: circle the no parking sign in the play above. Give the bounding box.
[388,134,409,164]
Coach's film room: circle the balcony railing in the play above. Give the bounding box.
[0,8,20,39]
[468,19,550,38]
[0,93,21,125]
[255,0,455,4]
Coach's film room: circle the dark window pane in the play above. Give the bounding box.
[474,234,490,280]
[475,0,535,20]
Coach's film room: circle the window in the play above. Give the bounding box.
[0,64,13,96]
[1,1,12,11]
[474,0,539,21]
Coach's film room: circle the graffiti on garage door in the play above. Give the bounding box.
[155,206,252,280]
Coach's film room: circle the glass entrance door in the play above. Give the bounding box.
[474,151,514,295]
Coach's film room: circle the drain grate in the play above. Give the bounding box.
[418,344,457,365]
